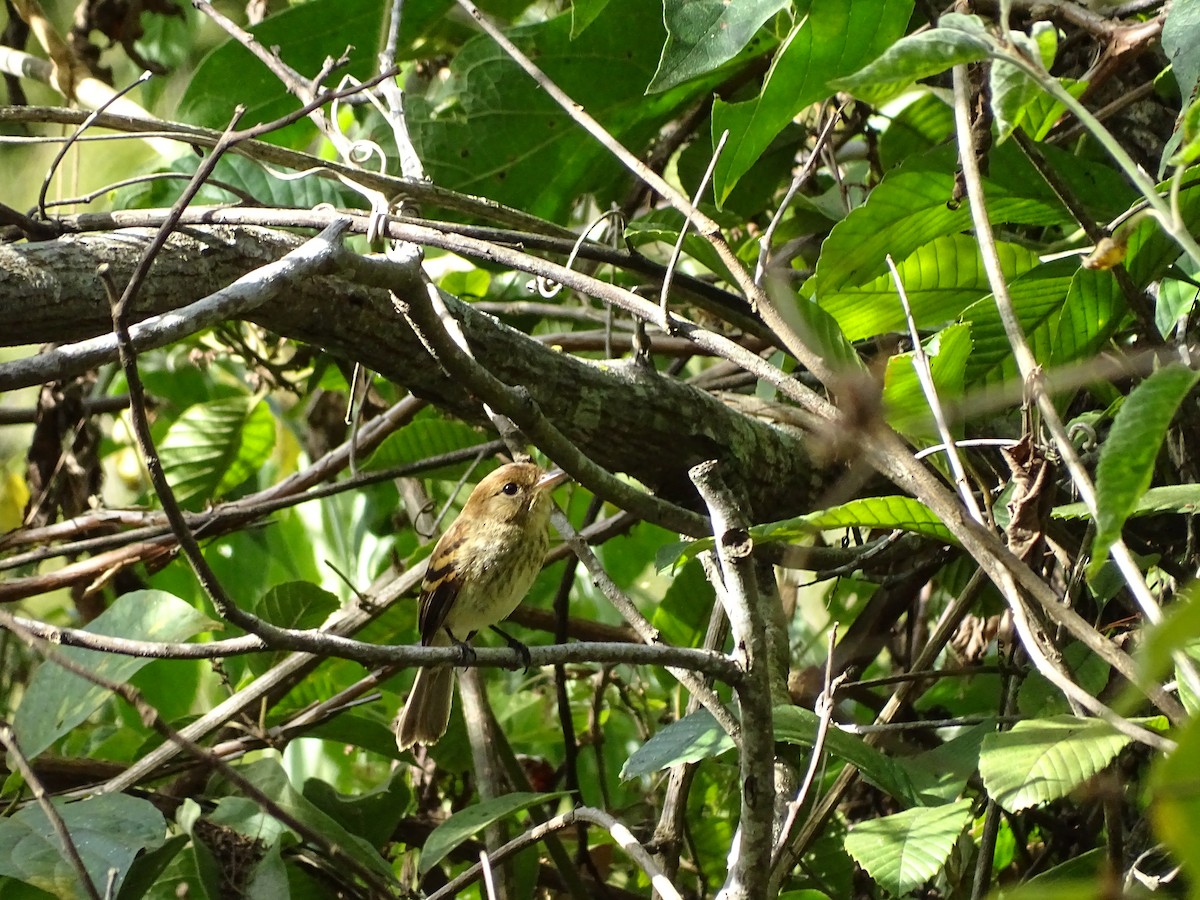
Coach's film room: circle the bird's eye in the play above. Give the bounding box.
[501,481,521,496]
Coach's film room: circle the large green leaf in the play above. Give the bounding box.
[408,0,713,221]
[830,13,990,104]
[979,716,1165,811]
[773,706,922,805]
[820,235,1039,341]
[420,792,569,874]
[620,708,735,779]
[12,591,215,759]
[756,495,956,545]
[1163,0,1200,112]
[1152,712,1200,888]
[1090,364,1200,575]
[0,795,165,900]
[813,161,1067,297]
[881,322,973,444]
[158,396,276,509]
[844,799,973,896]
[648,0,787,93]
[711,0,913,203]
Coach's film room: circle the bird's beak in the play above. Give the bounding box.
[537,468,570,491]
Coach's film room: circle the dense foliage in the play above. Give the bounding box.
[3,0,1200,897]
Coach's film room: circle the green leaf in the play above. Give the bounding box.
[1163,0,1200,110]
[258,581,339,629]
[773,706,922,805]
[757,495,956,546]
[844,799,973,896]
[226,758,393,878]
[767,279,866,375]
[179,0,447,132]
[0,795,164,900]
[420,792,569,874]
[364,416,490,473]
[979,716,1162,811]
[1090,364,1200,575]
[409,0,714,221]
[1152,713,1200,888]
[12,591,215,759]
[820,234,1040,341]
[877,92,956,171]
[989,29,1055,142]
[620,708,735,779]
[712,0,913,203]
[830,13,991,105]
[1054,483,1200,521]
[882,323,973,443]
[813,157,1067,296]
[159,396,276,509]
[648,0,788,93]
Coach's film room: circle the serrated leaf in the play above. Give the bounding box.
[621,708,736,779]
[0,794,165,899]
[12,591,215,759]
[712,0,913,202]
[830,13,991,105]
[648,0,788,93]
[820,235,1040,341]
[159,396,275,509]
[845,799,973,896]
[979,716,1164,811]
[1090,365,1200,576]
[420,792,569,874]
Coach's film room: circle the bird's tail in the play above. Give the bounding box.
[395,635,455,750]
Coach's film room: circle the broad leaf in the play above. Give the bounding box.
[1090,365,1200,575]
[12,591,215,759]
[757,495,956,546]
[820,234,1039,341]
[621,708,735,779]
[420,792,569,874]
[830,13,991,105]
[845,799,973,896]
[648,0,787,93]
[979,716,1165,811]
[159,395,276,509]
[0,795,164,900]
[712,0,913,202]
[881,323,973,444]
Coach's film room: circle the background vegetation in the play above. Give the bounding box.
[2,0,1200,897]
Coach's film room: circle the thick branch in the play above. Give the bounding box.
[0,224,829,523]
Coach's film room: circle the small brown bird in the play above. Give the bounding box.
[394,462,568,750]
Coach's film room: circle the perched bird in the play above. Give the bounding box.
[394,462,568,750]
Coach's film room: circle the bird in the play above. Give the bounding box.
[394,462,568,750]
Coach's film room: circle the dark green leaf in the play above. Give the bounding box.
[830,13,990,105]
[621,708,735,779]
[0,795,164,900]
[1091,365,1200,575]
[12,591,215,759]
[649,0,787,93]
[712,0,913,202]
[420,792,570,874]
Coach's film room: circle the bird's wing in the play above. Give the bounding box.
[418,535,464,644]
